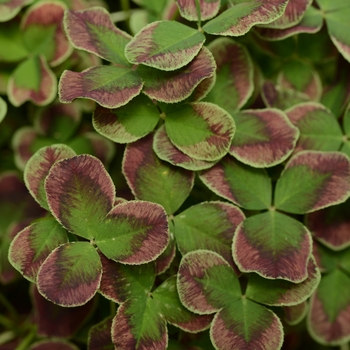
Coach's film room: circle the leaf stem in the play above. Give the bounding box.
[194,0,202,29]
[14,328,36,350]
[110,301,116,316]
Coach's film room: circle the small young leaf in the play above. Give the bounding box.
[32,285,95,338]
[37,241,102,307]
[233,211,312,282]
[210,301,284,350]
[175,0,220,21]
[0,96,7,123]
[138,46,216,103]
[59,65,143,109]
[177,250,241,314]
[95,201,169,264]
[308,268,350,346]
[204,38,253,113]
[125,20,206,71]
[24,144,76,210]
[8,56,57,107]
[153,125,217,171]
[153,276,212,332]
[229,108,299,168]
[64,6,131,66]
[274,151,350,214]
[88,317,114,350]
[93,95,159,144]
[165,102,235,161]
[112,298,167,350]
[202,0,289,36]
[245,256,320,306]
[0,0,33,22]
[306,199,350,250]
[174,201,245,268]
[21,0,72,66]
[259,0,313,29]
[45,155,115,239]
[286,102,343,153]
[98,253,155,303]
[255,6,323,40]
[199,155,272,210]
[8,216,69,283]
[123,133,194,215]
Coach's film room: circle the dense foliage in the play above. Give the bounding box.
[1,0,350,349]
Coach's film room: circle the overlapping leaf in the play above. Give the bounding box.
[274,151,350,214]
[204,38,254,113]
[8,216,69,283]
[286,102,343,152]
[153,125,217,171]
[230,108,299,167]
[88,317,114,350]
[64,6,132,65]
[177,250,284,350]
[92,95,159,144]
[202,0,289,36]
[21,1,72,66]
[0,0,33,22]
[174,201,245,268]
[37,241,102,306]
[199,155,272,210]
[59,65,143,109]
[233,211,312,282]
[175,0,220,21]
[8,55,57,106]
[283,302,308,325]
[125,20,206,71]
[255,6,323,40]
[122,133,194,215]
[138,46,216,103]
[165,102,235,161]
[24,144,76,210]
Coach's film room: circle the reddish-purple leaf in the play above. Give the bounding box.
[139,46,216,103]
[153,125,217,171]
[59,65,143,109]
[32,285,95,338]
[233,211,312,282]
[24,144,76,210]
[29,340,79,350]
[64,7,131,65]
[0,0,33,22]
[8,56,57,107]
[205,38,254,113]
[174,201,245,269]
[246,257,320,306]
[45,155,115,239]
[96,201,169,264]
[286,102,343,153]
[229,108,299,168]
[199,155,272,210]
[189,73,216,102]
[274,151,350,214]
[125,20,206,71]
[259,0,313,29]
[37,241,102,307]
[283,302,308,325]
[21,1,72,66]
[203,0,289,36]
[92,95,160,144]
[175,0,220,21]
[88,317,114,350]
[123,133,194,214]
[255,5,323,40]
[112,299,167,350]
[8,217,69,283]
[306,199,350,250]
[165,102,235,161]
[155,232,176,275]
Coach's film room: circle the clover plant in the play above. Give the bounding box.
[1,0,350,349]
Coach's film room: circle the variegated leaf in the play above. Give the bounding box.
[0,0,33,23]
[175,0,220,21]
[88,317,114,350]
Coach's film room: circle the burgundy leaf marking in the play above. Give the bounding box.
[155,233,176,275]
[283,302,307,325]
[12,127,38,170]
[140,47,216,103]
[88,317,114,350]
[8,56,57,107]
[175,0,220,21]
[21,1,71,66]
